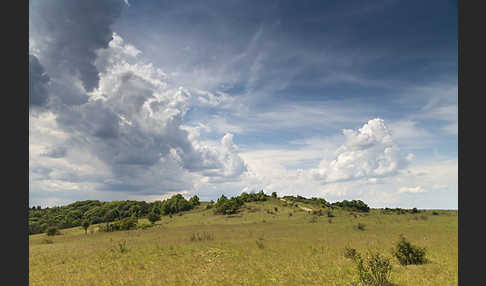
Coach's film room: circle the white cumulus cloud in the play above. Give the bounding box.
[311,118,408,184]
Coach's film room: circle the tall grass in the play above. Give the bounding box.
[29,204,457,286]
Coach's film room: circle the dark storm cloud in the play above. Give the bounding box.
[55,100,121,140]
[29,54,50,107]
[29,0,125,92]
[115,0,457,105]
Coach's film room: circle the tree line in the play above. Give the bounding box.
[29,191,372,234]
[28,195,200,235]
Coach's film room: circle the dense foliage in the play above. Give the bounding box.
[282,195,330,208]
[238,190,268,202]
[28,200,150,234]
[147,211,161,224]
[213,190,269,215]
[151,194,197,215]
[331,200,370,212]
[213,195,244,215]
[353,251,393,286]
[393,235,427,265]
[29,194,201,234]
[381,207,421,215]
[98,217,139,232]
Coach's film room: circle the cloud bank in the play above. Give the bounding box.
[29,29,249,202]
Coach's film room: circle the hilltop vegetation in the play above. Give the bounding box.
[29,193,457,286]
[28,195,200,235]
[29,191,373,235]
[29,191,433,236]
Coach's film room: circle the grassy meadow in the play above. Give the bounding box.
[29,198,457,286]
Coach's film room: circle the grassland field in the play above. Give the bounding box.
[29,198,457,286]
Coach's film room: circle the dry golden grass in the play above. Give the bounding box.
[29,200,457,286]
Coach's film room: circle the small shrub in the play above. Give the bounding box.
[344,246,357,259]
[420,215,428,220]
[393,235,427,265]
[274,207,278,212]
[255,240,265,249]
[432,211,439,215]
[117,240,128,253]
[46,226,60,236]
[313,209,323,216]
[353,251,393,286]
[288,212,293,217]
[309,216,318,223]
[328,218,332,224]
[356,223,366,231]
[327,211,335,218]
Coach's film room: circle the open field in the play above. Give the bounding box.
[29,199,457,286]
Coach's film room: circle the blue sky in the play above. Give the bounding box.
[29,0,457,209]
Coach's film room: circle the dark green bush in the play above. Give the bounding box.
[393,235,427,265]
[100,217,138,232]
[189,195,200,206]
[356,223,366,231]
[332,199,370,212]
[214,195,244,215]
[119,217,138,230]
[46,226,60,236]
[238,190,268,202]
[313,209,323,216]
[147,211,161,224]
[159,194,194,215]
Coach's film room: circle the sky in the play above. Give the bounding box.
[29,0,458,209]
